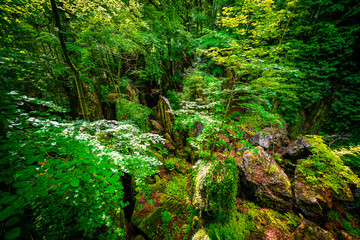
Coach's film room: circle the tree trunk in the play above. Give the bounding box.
[50,0,89,121]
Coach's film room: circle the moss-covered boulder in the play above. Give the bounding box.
[285,137,313,160]
[293,136,359,220]
[293,167,333,219]
[131,175,195,239]
[192,229,210,240]
[294,219,335,240]
[155,95,175,135]
[238,146,292,211]
[192,158,238,217]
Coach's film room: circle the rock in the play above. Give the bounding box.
[155,95,175,135]
[192,229,210,240]
[333,184,353,202]
[164,133,176,150]
[250,130,273,149]
[151,120,163,132]
[293,167,333,219]
[192,164,211,211]
[344,187,360,218]
[340,230,360,240]
[189,122,204,138]
[285,137,312,160]
[263,227,289,240]
[131,192,164,239]
[294,219,334,240]
[250,126,289,151]
[192,159,238,214]
[238,146,292,211]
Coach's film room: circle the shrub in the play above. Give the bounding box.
[297,135,360,193]
[116,98,152,131]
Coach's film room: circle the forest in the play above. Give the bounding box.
[0,0,360,239]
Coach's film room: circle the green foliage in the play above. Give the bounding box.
[161,211,173,225]
[116,98,152,131]
[201,158,238,219]
[167,90,181,111]
[207,212,254,240]
[0,92,163,239]
[297,136,360,193]
[242,200,301,234]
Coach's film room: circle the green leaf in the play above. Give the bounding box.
[0,206,13,222]
[0,195,17,205]
[5,227,21,240]
[13,197,24,209]
[70,178,79,187]
[0,158,8,165]
[5,216,20,227]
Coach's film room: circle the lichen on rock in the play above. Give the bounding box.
[238,146,293,211]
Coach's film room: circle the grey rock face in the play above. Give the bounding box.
[251,131,273,149]
[285,137,312,160]
[238,146,292,211]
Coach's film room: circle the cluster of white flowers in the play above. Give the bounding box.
[175,100,222,149]
[25,116,164,180]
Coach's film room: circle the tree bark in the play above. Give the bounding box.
[50,0,89,120]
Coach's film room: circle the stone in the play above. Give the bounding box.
[189,122,204,138]
[333,184,353,202]
[250,131,273,149]
[155,95,175,135]
[192,164,211,211]
[131,192,164,239]
[150,120,163,132]
[285,137,312,160]
[238,146,292,211]
[294,219,335,240]
[293,167,333,219]
[192,229,210,240]
[250,126,289,151]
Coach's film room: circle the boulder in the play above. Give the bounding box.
[150,120,163,132]
[250,131,272,149]
[192,159,238,214]
[294,219,334,240]
[134,235,145,240]
[192,164,211,211]
[189,122,204,138]
[250,125,289,151]
[293,167,333,219]
[155,96,175,135]
[285,137,312,160]
[192,229,210,240]
[238,146,292,211]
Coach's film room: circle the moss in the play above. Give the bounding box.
[298,135,360,194]
[206,212,254,240]
[116,98,151,130]
[193,158,238,220]
[192,229,210,240]
[240,200,301,235]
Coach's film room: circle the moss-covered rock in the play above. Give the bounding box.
[192,229,210,240]
[192,158,238,218]
[131,174,195,239]
[155,95,175,136]
[293,167,333,220]
[238,146,292,211]
[294,219,335,240]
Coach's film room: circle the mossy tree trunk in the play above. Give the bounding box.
[50,0,89,121]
